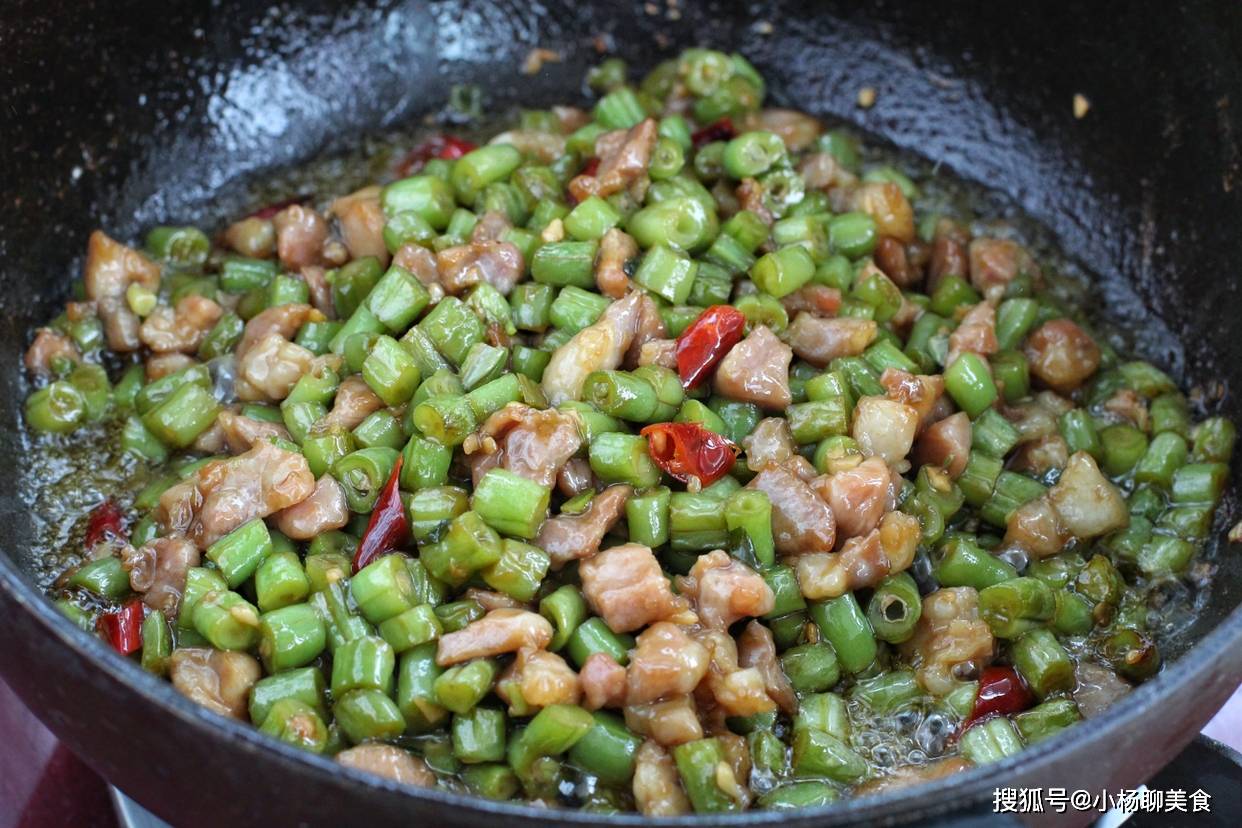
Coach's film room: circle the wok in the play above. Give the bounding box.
[2,1,1241,825]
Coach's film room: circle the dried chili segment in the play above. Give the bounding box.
[691,116,736,148]
[675,304,747,389]
[396,134,478,177]
[84,499,127,549]
[352,455,409,572]
[97,598,144,655]
[641,422,739,487]
[963,665,1034,730]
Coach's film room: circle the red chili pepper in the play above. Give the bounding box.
[581,157,601,177]
[963,666,1035,730]
[691,117,736,148]
[97,598,144,656]
[675,305,748,389]
[396,134,478,177]
[84,500,127,549]
[353,456,409,573]
[641,422,740,487]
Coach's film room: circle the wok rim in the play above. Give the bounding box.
[3,550,1240,825]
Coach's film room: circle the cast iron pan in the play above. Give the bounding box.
[2,1,1241,826]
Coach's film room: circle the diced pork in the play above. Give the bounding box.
[901,587,995,695]
[169,648,261,719]
[223,217,276,259]
[1004,496,1069,559]
[436,240,524,296]
[694,629,774,718]
[497,648,581,714]
[542,291,642,405]
[946,301,999,368]
[626,622,710,705]
[852,396,919,465]
[969,237,1040,301]
[216,410,290,454]
[713,325,792,410]
[271,475,349,540]
[237,304,315,358]
[1047,451,1129,538]
[913,412,972,478]
[633,741,692,817]
[813,457,899,539]
[739,108,823,151]
[780,285,843,318]
[435,609,553,666]
[737,620,798,715]
[596,228,637,299]
[580,652,628,710]
[625,696,704,747]
[537,484,633,567]
[140,294,224,353]
[25,329,80,375]
[742,417,796,472]
[467,402,582,488]
[676,550,774,630]
[786,313,877,367]
[748,463,836,555]
[880,368,946,429]
[852,182,915,243]
[235,333,315,402]
[623,293,668,369]
[317,375,384,431]
[569,118,658,201]
[157,440,315,548]
[337,745,435,787]
[795,511,920,599]
[329,186,389,264]
[579,543,687,633]
[1024,319,1101,393]
[83,230,160,301]
[121,535,200,618]
[272,205,328,271]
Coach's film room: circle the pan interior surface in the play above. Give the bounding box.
[2,1,1241,825]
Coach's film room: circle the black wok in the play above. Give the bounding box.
[2,1,1241,825]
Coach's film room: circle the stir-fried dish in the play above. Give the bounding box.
[21,49,1237,813]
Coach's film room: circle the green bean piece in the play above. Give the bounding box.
[462,764,520,800]
[412,395,478,447]
[205,518,273,588]
[331,634,395,698]
[588,432,661,488]
[548,286,609,333]
[1014,698,1082,744]
[1192,416,1236,462]
[566,617,634,668]
[978,577,1055,639]
[944,353,998,417]
[141,382,220,448]
[1051,590,1095,635]
[397,643,449,731]
[434,658,500,715]
[452,706,508,764]
[67,555,131,599]
[959,716,1024,764]
[531,240,599,289]
[407,485,470,543]
[249,667,328,726]
[258,698,329,753]
[567,711,642,786]
[934,535,1018,590]
[627,197,719,253]
[1101,628,1161,681]
[351,554,417,624]
[303,428,356,478]
[1010,628,1075,698]
[779,643,841,693]
[759,782,840,810]
[139,610,172,676]
[1137,535,1196,576]
[420,511,503,587]
[435,599,486,633]
[669,491,730,552]
[334,688,406,743]
[792,727,868,782]
[866,572,923,643]
[192,590,262,651]
[671,737,743,813]
[1133,432,1188,489]
[850,669,923,714]
[472,468,551,540]
[333,446,400,513]
[259,603,327,672]
[539,586,587,652]
[481,540,550,604]
[254,550,311,612]
[1171,462,1229,505]
[809,594,877,674]
[177,567,227,632]
[1099,424,1148,477]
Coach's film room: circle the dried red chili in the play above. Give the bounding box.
[963,666,1034,730]
[581,157,601,177]
[97,598,144,655]
[641,422,740,487]
[84,500,126,549]
[396,134,478,177]
[674,304,748,389]
[353,455,409,573]
[691,117,736,148]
